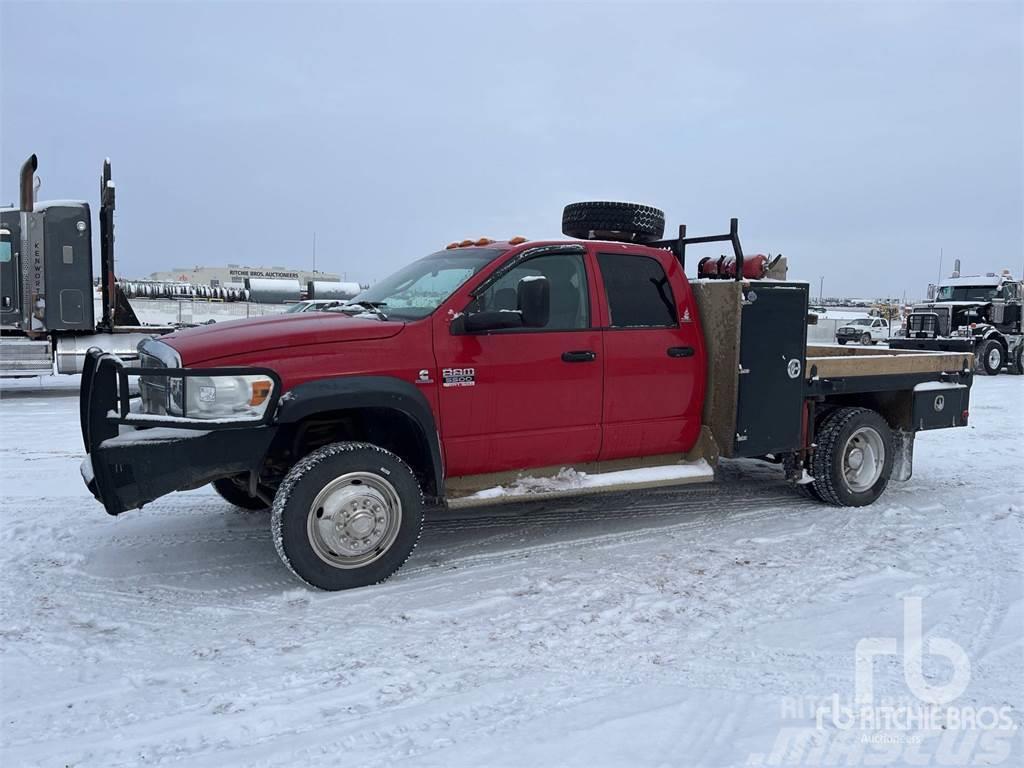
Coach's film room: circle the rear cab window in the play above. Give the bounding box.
[596,252,678,328]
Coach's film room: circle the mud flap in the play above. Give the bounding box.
[892,430,915,482]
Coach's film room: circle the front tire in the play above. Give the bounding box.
[860,333,872,345]
[810,407,893,507]
[977,339,1005,376]
[272,442,424,590]
[837,338,848,346]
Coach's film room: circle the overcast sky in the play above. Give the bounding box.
[2,1,1021,298]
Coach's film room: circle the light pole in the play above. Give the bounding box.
[819,276,825,303]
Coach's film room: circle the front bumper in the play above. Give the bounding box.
[888,337,975,353]
[80,350,279,515]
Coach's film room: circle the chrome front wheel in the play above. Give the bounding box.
[307,472,402,569]
[272,442,424,590]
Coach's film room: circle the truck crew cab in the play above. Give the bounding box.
[80,201,974,590]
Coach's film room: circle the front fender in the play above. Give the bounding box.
[275,376,444,495]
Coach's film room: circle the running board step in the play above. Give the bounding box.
[0,339,53,377]
[445,461,715,509]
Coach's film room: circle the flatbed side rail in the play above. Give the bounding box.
[804,368,973,397]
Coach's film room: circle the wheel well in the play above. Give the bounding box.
[979,332,1007,349]
[818,392,912,431]
[264,408,439,498]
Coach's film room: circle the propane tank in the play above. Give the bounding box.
[697,253,771,280]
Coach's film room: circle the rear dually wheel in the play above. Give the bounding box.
[809,407,894,507]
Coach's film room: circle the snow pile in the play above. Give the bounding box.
[468,461,713,500]
[0,379,1020,766]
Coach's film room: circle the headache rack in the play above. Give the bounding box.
[647,217,746,280]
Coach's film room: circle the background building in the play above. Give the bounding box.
[148,264,341,287]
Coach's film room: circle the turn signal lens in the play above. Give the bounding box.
[250,379,273,406]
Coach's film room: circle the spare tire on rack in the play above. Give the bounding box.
[562,201,665,243]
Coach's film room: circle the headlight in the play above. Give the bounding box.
[166,374,275,420]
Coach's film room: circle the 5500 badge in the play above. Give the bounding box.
[442,368,476,388]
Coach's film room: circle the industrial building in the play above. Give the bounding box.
[148,264,341,287]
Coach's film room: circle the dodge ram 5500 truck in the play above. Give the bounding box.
[80,202,974,590]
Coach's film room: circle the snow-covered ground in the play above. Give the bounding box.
[0,378,1021,767]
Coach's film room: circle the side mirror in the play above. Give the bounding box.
[457,276,551,334]
[517,276,549,328]
[463,310,524,333]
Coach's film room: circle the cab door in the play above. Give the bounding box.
[594,246,705,460]
[0,215,20,326]
[433,247,603,477]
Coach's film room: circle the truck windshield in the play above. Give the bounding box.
[935,285,997,302]
[352,248,504,320]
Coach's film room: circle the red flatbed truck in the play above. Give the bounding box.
[79,202,974,590]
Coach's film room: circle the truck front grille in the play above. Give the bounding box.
[139,352,168,414]
[907,313,939,337]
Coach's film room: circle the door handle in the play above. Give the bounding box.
[562,350,597,363]
[667,346,695,358]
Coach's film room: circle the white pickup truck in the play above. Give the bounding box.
[836,317,890,345]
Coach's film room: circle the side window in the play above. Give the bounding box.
[597,253,677,328]
[472,253,589,330]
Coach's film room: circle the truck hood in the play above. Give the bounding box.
[160,313,405,365]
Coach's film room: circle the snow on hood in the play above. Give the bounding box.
[160,312,405,365]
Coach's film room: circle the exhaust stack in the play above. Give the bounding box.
[19,154,37,212]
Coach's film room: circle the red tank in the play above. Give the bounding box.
[697,253,771,280]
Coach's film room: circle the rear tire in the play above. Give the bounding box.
[860,333,871,345]
[810,407,893,507]
[272,442,424,591]
[977,339,1004,376]
[561,201,665,243]
[783,453,822,501]
[1010,344,1024,375]
[212,477,269,511]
